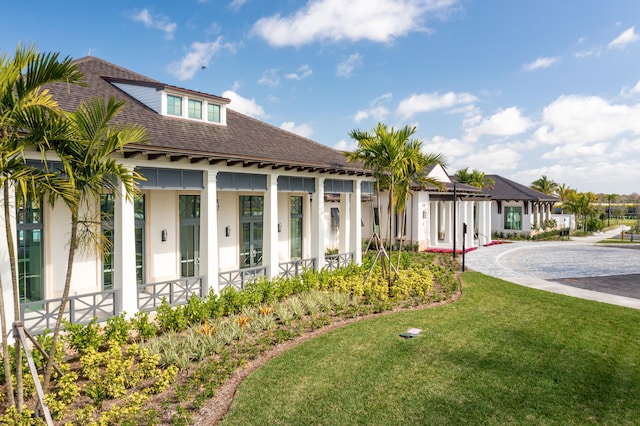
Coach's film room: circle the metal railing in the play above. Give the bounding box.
[138,276,205,311]
[324,252,354,271]
[20,289,118,335]
[278,258,315,279]
[218,265,268,292]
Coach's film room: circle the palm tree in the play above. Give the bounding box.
[392,146,445,263]
[346,123,442,282]
[564,192,597,231]
[0,43,82,408]
[605,193,618,226]
[531,175,558,195]
[41,96,148,389]
[454,167,495,189]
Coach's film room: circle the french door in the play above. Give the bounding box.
[180,195,200,277]
[239,195,263,268]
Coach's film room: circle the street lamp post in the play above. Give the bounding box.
[453,182,457,259]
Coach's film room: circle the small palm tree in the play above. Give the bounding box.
[531,175,558,195]
[42,96,148,390]
[0,43,82,408]
[454,167,494,189]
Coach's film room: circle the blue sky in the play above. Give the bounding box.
[4,0,640,194]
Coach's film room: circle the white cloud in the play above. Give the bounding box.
[334,138,359,152]
[130,9,177,40]
[464,107,533,142]
[541,142,609,161]
[461,144,522,172]
[533,95,640,145]
[336,53,364,78]
[573,46,601,58]
[167,38,235,80]
[608,26,639,49]
[397,91,477,119]
[228,0,250,9]
[251,0,460,47]
[523,56,559,71]
[354,93,392,123]
[620,80,640,97]
[285,64,313,80]
[280,121,314,138]
[258,68,280,87]
[222,90,267,118]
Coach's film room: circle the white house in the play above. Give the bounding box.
[483,175,559,237]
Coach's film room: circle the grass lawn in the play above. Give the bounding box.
[221,272,640,425]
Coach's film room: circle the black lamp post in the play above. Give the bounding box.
[453,182,457,259]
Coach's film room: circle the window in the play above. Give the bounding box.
[290,196,302,259]
[100,194,115,290]
[101,194,145,287]
[208,103,221,123]
[504,206,522,230]
[17,195,44,302]
[167,95,182,116]
[188,99,202,119]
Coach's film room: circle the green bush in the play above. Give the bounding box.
[104,312,131,345]
[63,317,103,354]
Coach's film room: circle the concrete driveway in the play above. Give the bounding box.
[463,228,640,309]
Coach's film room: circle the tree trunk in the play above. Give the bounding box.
[43,210,78,391]
[3,181,20,408]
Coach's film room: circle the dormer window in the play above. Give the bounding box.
[208,103,221,123]
[188,99,202,119]
[167,95,182,116]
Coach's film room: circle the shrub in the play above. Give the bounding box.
[63,317,103,354]
[104,312,132,345]
[130,310,158,341]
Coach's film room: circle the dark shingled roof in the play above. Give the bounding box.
[483,174,559,202]
[46,57,368,175]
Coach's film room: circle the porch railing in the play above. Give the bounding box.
[218,266,268,292]
[324,252,354,271]
[138,276,205,312]
[278,258,315,279]
[20,289,119,335]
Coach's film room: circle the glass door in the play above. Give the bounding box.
[180,195,200,277]
[239,195,264,268]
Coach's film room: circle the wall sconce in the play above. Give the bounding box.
[423,210,427,219]
[217,199,220,211]
[161,229,167,242]
[278,223,282,232]
[225,226,231,237]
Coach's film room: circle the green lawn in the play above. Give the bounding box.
[221,272,640,425]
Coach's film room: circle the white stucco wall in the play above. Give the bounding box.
[47,200,101,298]
[147,190,179,282]
[217,191,238,272]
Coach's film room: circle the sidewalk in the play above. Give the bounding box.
[463,228,640,310]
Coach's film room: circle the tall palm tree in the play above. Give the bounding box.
[392,145,445,263]
[531,175,558,195]
[0,43,82,408]
[42,96,148,389]
[564,192,597,231]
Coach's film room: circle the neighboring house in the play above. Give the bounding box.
[483,174,559,237]
[364,165,493,252]
[0,57,374,332]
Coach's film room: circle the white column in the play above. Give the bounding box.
[200,170,219,295]
[0,185,16,330]
[430,200,438,247]
[349,181,362,264]
[444,201,453,244]
[458,200,467,249]
[114,180,137,317]
[264,173,279,280]
[303,194,312,258]
[465,201,474,248]
[311,178,326,271]
[339,192,350,255]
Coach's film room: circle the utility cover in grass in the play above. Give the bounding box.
[399,328,421,338]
